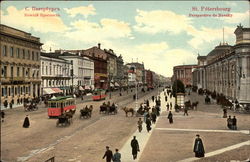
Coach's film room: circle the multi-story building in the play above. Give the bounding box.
[104,48,118,88]
[192,24,250,105]
[40,52,71,95]
[145,69,153,88]
[57,43,108,89]
[126,62,145,86]
[173,65,198,86]
[0,24,42,107]
[116,55,124,86]
[58,52,94,91]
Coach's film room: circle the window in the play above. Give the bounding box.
[27,50,30,59]
[32,51,35,60]
[11,66,14,77]
[49,63,52,75]
[10,47,14,57]
[23,67,25,77]
[17,48,20,58]
[15,87,17,95]
[23,49,25,59]
[37,70,39,78]
[36,52,39,61]
[2,45,7,56]
[2,66,7,78]
[17,67,20,77]
[42,62,44,75]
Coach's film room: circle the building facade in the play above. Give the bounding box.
[192,24,250,104]
[0,24,42,107]
[173,65,198,86]
[104,48,118,88]
[40,52,71,95]
[116,55,124,86]
[59,52,94,91]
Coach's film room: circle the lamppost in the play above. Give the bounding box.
[135,80,138,110]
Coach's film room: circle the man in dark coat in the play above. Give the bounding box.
[227,115,233,129]
[1,111,5,122]
[151,112,157,124]
[232,116,237,130]
[167,111,173,124]
[146,117,152,132]
[4,100,8,108]
[23,115,30,128]
[193,134,205,157]
[102,146,113,162]
[131,136,140,160]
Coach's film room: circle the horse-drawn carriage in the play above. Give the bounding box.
[56,109,76,127]
[99,102,118,114]
[80,106,93,119]
[24,103,38,111]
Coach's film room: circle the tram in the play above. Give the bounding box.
[47,96,76,117]
[92,89,107,101]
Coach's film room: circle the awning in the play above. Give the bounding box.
[43,88,55,95]
[115,82,120,87]
[110,83,114,87]
[79,86,84,90]
[51,88,63,93]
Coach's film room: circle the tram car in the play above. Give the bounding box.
[92,89,107,101]
[47,96,76,118]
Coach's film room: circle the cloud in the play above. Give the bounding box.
[65,18,132,43]
[1,6,68,33]
[187,26,235,49]
[42,41,60,52]
[136,42,169,54]
[133,9,192,34]
[64,5,96,18]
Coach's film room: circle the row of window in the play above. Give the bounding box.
[41,62,70,76]
[44,80,70,87]
[2,45,39,61]
[1,86,31,97]
[1,66,39,78]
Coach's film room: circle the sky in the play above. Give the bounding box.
[1,1,249,77]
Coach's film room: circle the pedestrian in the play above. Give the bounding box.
[167,111,173,124]
[151,112,157,124]
[133,94,136,100]
[193,134,205,158]
[146,99,149,107]
[143,111,148,123]
[112,148,121,162]
[166,103,169,111]
[152,96,154,102]
[102,146,113,162]
[227,116,233,129]
[131,136,140,160]
[170,102,172,110]
[23,115,30,128]
[165,96,167,102]
[137,118,143,132]
[146,117,151,132]
[184,107,188,116]
[9,102,12,109]
[232,116,237,130]
[223,108,227,118]
[4,100,8,108]
[1,110,5,122]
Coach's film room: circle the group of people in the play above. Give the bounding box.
[102,136,140,162]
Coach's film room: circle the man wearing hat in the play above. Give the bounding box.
[102,146,113,162]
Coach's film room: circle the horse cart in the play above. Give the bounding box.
[80,106,93,119]
[56,109,76,127]
[24,103,38,111]
[99,102,118,114]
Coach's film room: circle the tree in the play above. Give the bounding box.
[172,80,185,98]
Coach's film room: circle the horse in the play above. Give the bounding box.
[122,107,134,117]
[192,101,199,110]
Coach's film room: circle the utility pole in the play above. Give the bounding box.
[135,80,138,110]
[71,60,74,96]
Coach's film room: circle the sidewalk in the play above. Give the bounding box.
[119,89,173,162]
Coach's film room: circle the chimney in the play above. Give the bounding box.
[98,43,101,49]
